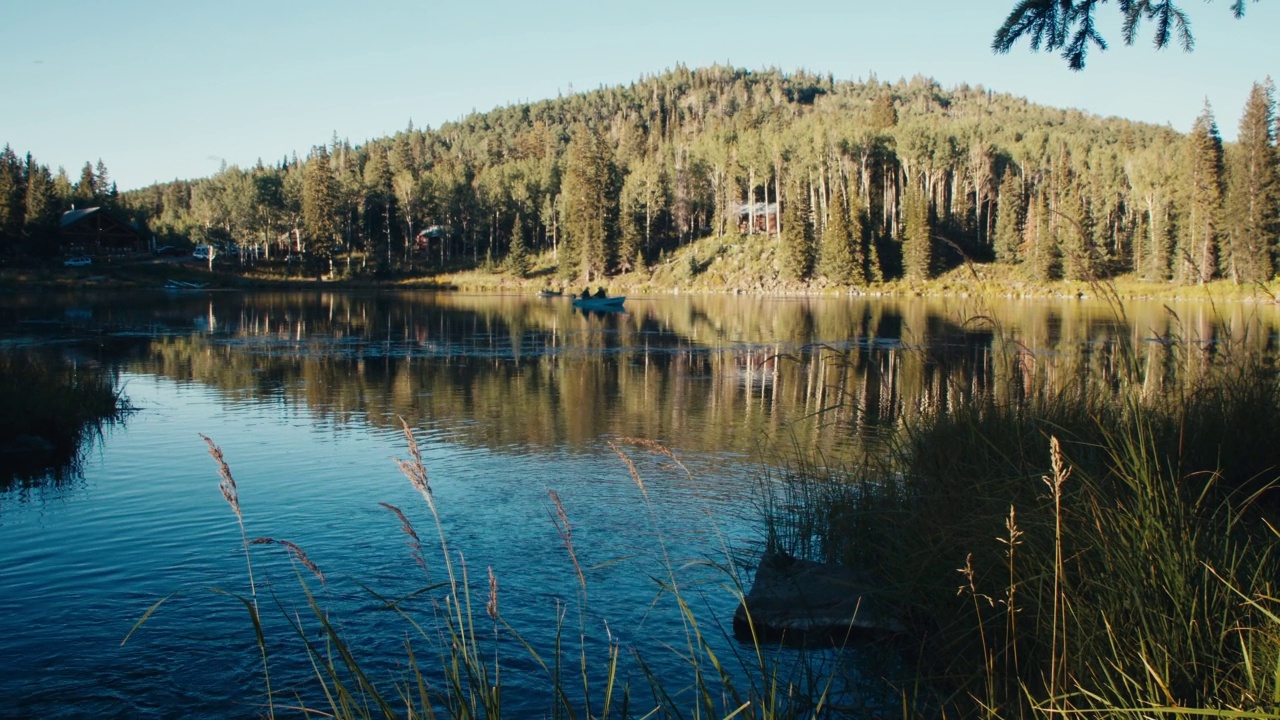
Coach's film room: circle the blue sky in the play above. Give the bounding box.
[3,0,1276,190]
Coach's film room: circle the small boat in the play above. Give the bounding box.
[536,289,563,298]
[571,295,626,310]
[165,279,209,291]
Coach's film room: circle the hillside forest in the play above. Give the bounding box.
[1,66,1277,286]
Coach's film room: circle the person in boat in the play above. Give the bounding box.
[594,287,607,298]
[580,288,591,299]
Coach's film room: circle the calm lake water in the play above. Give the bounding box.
[0,289,1276,718]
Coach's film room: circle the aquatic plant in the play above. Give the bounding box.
[127,422,857,719]
[0,350,127,488]
[759,308,1280,717]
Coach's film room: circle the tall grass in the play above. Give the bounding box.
[127,422,859,719]
[0,350,127,487]
[760,310,1280,718]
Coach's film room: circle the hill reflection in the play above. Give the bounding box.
[79,291,1276,463]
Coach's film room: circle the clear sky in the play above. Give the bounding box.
[3,0,1276,190]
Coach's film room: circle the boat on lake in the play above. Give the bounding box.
[536,289,563,298]
[571,295,626,310]
[164,279,209,291]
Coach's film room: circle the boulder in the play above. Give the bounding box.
[732,549,902,646]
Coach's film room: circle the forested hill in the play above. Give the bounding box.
[6,66,1277,286]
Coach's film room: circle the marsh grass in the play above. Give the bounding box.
[0,350,128,487]
[127,422,856,719]
[759,301,1280,718]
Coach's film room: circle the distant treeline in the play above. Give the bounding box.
[3,66,1277,284]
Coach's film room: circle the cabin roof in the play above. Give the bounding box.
[59,206,103,227]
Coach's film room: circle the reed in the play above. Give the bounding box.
[127,422,849,718]
[0,349,127,486]
[758,314,1280,718]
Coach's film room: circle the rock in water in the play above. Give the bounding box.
[733,548,901,646]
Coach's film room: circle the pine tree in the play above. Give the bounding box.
[870,91,898,130]
[74,162,97,208]
[506,215,530,278]
[1027,188,1057,282]
[1059,182,1096,281]
[1225,81,1279,282]
[302,147,340,263]
[901,184,933,281]
[94,160,112,206]
[850,184,869,283]
[23,157,58,248]
[779,176,814,281]
[0,146,25,249]
[561,125,619,281]
[1181,102,1224,284]
[993,169,1025,263]
[819,183,858,284]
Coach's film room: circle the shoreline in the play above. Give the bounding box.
[3,259,1278,306]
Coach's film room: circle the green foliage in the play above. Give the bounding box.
[1028,188,1058,281]
[0,350,125,487]
[818,184,860,284]
[763,327,1280,716]
[869,91,898,130]
[302,147,340,255]
[993,169,1024,264]
[778,178,814,281]
[505,216,530,278]
[0,64,1250,285]
[1225,80,1279,283]
[0,146,23,253]
[74,161,97,207]
[901,184,933,281]
[1180,102,1225,284]
[993,0,1257,70]
[561,124,620,282]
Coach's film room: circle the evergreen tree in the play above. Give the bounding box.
[1180,102,1224,284]
[302,147,340,264]
[850,184,869,283]
[94,160,112,206]
[1225,80,1279,282]
[870,91,898,130]
[561,124,619,281]
[23,157,59,250]
[818,183,858,283]
[1059,183,1096,281]
[993,169,1025,263]
[74,162,97,208]
[506,215,530,278]
[0,146,25,250]
[901,183,933,281]
[779,176,814,281]
[1027,187,1057,281]
[994,0,1258,70]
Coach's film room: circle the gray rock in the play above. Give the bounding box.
[733,549,902,646]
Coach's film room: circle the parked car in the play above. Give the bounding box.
[192,246,211,260]
[155,245,184,257]
[63,256,92,267]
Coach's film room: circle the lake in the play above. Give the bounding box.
[0,289,1274,718]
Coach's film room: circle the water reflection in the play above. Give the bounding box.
[5,290,1276,470]
[0,349,125,492]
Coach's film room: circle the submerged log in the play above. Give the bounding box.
[733,548,902,646]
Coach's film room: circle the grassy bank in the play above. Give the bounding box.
[763,311,1280,716]
[9,236,1280,304]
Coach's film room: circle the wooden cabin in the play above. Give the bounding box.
[59,207,147,256]
[737,202,779,234]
